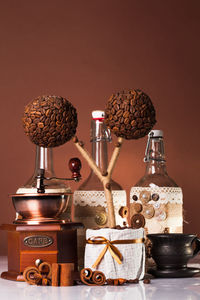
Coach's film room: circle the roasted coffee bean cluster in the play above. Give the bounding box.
[105,89,156,139]
[22,95,77,148]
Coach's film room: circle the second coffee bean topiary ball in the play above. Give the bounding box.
[105,89,156,140]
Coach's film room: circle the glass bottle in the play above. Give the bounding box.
[130,130,183,234]
[16,146,72,220]
[78,111,122,191]
[73,110,127,269]
[17,146,70,194]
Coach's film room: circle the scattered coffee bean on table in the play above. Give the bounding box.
[128,278,139,284]
[143,278,151,284]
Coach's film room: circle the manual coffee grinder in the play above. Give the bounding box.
[0,95,83,281]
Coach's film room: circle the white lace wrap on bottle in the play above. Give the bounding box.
[130,187,183,204]
[74,190,126,206]
[73,190,127,226]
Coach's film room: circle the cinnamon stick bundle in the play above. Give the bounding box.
[52,263,74,286]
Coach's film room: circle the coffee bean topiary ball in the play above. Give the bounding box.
[105,89,156,139]
[22,95,78,147]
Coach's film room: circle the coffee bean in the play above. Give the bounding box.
[130,107,135,113]
[131,120,137,127]
[111,108,115,114]
[38,122,44,128]
[113,126,119,132]
[137,122,143,128]
[129,278,139,284]
[110,120,115,127]
[116,110,123,117]
[143,278,151,284]
[121,124,125,131]
[134,111,140,118]
[124,118,129,124]
[107,279,114,285]
[115,225,121,229]
[119,117,124,123]
[48,137,55,142]
[114,104,119,110]
[49,127,55,133]
[44,119,50,125]
[56,121,61,126]
[50,114,56,121]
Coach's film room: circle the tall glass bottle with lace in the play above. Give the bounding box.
[130,130,183,234]
[73,110,127,268]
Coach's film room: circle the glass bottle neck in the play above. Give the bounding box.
[145,160,168,175]
[144,137,168,175]
[90,119,111,173]
[77,117,122,191]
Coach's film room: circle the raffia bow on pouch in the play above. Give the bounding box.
[86,236,145,269]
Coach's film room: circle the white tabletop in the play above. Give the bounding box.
[1,256,200,300]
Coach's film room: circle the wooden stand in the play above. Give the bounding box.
[0,222,83,281]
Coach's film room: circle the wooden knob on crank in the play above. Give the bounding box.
[68,157,82,181]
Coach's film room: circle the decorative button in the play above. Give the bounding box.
[133,203,143,213]
[153,202,160,209]
[132,195,138,201]
[152,193,159,201]
[131,214,145,229]
[119,206,129,218]
[143,205,155,219]
[139,191,151,204]
[94,212,107,226]
[163,227,170,233]
[156,211,167,221]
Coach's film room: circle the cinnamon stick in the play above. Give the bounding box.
[23,266,42,285]
[92,271,106,285]
[38,262,52,278]
[80,268,106,286]
[60,263,74,286]
[80,268,93,286]
[52,263,60,286]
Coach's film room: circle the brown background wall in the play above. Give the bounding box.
[0,0,199,254]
